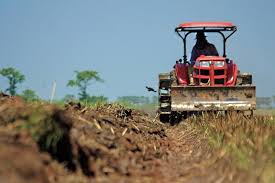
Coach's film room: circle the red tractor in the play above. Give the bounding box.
[158,22,256,121]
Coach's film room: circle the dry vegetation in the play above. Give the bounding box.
[188,113,275,182]
[255,109,275,116]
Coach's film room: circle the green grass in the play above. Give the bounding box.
[17,105,65,152]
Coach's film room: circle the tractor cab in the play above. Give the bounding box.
[174,22,238,86]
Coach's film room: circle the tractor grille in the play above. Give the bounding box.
[193,61,226,86]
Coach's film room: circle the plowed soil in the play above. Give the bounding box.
[0,94,254,182]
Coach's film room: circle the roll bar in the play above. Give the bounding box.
[175,24,237,62]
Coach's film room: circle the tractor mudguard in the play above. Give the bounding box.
[175,63,189,85]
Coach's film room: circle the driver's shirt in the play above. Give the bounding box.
[190,43,219,66]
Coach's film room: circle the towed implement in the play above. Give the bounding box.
[158,22,256,121]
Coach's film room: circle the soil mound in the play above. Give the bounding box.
[0,97,171,182]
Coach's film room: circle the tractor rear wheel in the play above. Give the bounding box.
[159,114,170,123]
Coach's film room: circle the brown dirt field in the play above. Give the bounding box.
[0,95,267,182]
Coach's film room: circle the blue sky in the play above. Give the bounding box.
[0,0,274,100]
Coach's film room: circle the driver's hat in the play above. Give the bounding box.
[196,31,207,40]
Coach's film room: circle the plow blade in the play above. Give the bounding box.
[171,86,256,111]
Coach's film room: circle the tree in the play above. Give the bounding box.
[0,67,25,95]
[271,96,275,108]
[151,96,158,104]
[62,94,77,103]
[86,95,108,104]
[21,89,39,102]
[117,96,150,105]
[67,70,103,101]
[256,97,272,109]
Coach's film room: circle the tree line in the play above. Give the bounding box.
[0,67,106,103]
[256,97,275,109]
[0,67,157,106]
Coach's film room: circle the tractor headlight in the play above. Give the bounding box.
[214,61,225,67]
[200,61,210,67]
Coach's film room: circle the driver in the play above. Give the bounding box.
[190,31,219,66]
